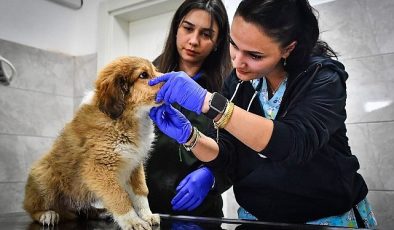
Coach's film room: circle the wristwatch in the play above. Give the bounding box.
[204,92,228,119]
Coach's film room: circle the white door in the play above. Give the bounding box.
[128,11,174,61]
[97,0,183,69]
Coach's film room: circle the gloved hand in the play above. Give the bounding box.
[149,103,192,144]
[149,71,207,114]
[171,167,214,211]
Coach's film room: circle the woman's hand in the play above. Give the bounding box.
[149,71,207,114]
[171,167,214,211]
[149,104,192,144]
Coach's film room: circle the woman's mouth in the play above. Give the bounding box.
[236,69,249,75]
[185,49,198,56]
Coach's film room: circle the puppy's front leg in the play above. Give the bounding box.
[84,167,150,230]
[128,164,160,226]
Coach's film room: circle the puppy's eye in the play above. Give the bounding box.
[139,72,149,79]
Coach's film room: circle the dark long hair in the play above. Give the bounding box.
[157,0,231,92]
[235,0,337,75]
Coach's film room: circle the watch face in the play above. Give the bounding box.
[210,93,228,113]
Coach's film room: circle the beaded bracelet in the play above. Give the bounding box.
[183,127,200,151]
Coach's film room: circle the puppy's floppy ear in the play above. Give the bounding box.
[96,74,130,119]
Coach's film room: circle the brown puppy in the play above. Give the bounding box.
[23,56,161,230]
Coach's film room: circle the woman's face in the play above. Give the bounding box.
[176,9,219,67]
[230,16,289,81]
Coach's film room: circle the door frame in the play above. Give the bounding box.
[97,0,183,70]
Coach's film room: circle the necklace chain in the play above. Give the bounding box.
[269,83,281,94]
[268,73,287,94]
[268,79,283,94]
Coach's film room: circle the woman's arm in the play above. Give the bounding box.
[149,72,275,162]
[203,92,274,151]
[188,92,274,162]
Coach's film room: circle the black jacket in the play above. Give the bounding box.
[146,73,232,217]
[206,56,368,223]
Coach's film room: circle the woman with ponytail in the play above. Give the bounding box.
[149,0,377,227]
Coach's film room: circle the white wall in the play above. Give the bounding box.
[223,0,241,23]
[0,0,104,56]
[0,0,328,57]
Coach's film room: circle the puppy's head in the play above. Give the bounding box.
[95,56,162,119]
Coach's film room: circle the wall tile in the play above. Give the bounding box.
[365,0,394,54]
[347,122,394,191]
[0,86,73,137]
[0,182,25,214]
[74,54,97,97]
[73,96,84,113]
[0,39,74,96]
[343,54,394,123]
[316,0,379,59]
[0,134,54,182]
[367,190,394,230]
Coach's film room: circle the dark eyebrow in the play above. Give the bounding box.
[229,36,264,56]
[182,20,216,34]
[182,20,195,27]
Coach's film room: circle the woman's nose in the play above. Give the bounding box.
[188,32,199,46]
[231,52,246,68]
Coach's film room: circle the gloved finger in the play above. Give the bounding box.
[149,107,156,119]
[176,174,191,192]
[171,185,189,206]
[162,78,178,104]
[149,107,161,124]
[148,73,172,86]
[149,105,161,119]
[187,197,203,211]
[163,104,183,125]
[164,105,192,133]
[155,79,172,103]
[172,190,193,210]
[177,195,200,211]
[162,103,178,115]
[153,105,168,128]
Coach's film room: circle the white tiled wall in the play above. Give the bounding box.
[0,39,97,214]
[317,0,394,229]
[0,0,393,228]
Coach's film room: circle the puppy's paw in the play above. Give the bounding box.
[139,212,160,226]
[119,217,151,230]
[115,210,151,230]
[38,210,59,225]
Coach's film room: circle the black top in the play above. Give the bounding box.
[206,56,369,223]
[146,73,232,217]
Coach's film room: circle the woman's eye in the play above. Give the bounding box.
[139,72,149,79]
[184,26,193,32]
[250,54,263,60]
[229,38,237,49]
[202,32,212,38]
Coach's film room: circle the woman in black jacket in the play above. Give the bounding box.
[146,0,232,217]
[149,0,377,228]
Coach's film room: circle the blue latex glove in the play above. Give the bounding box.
[149,71,207,114]
[171,167,215,211]
[149,104,192,144]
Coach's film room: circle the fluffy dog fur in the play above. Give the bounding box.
[23,56,161,230]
